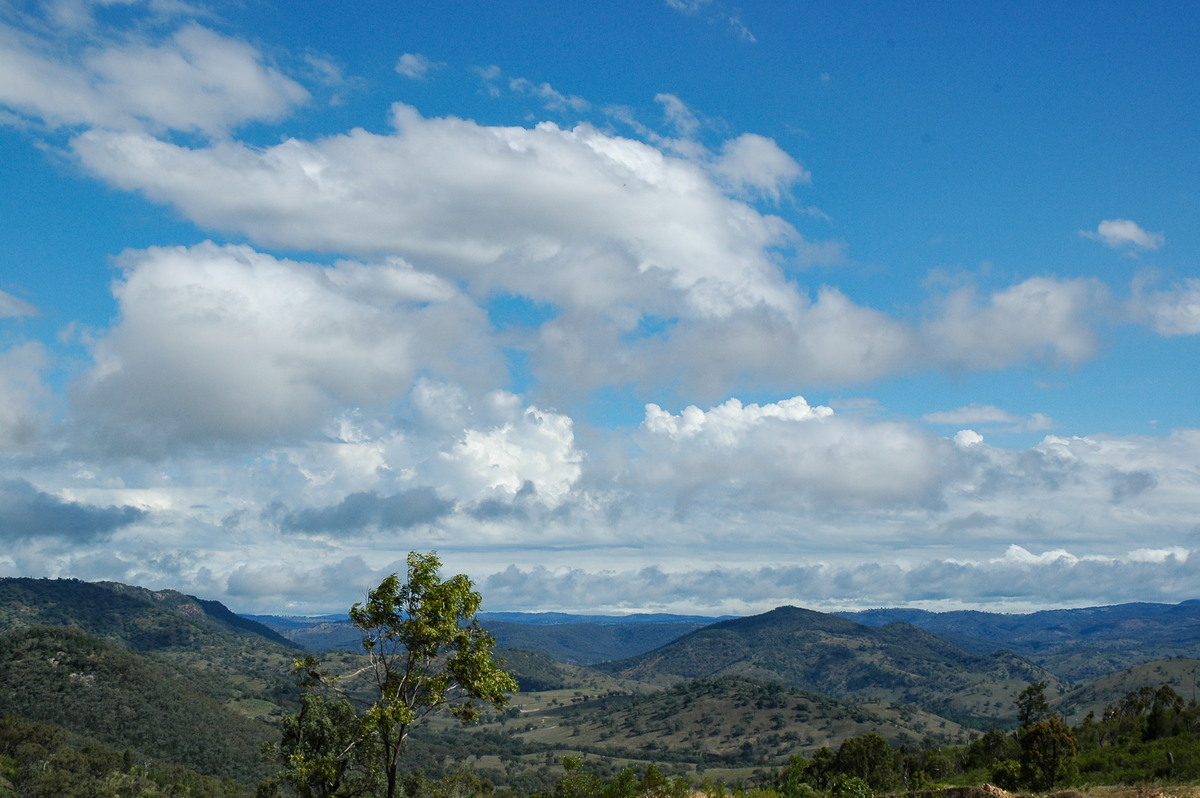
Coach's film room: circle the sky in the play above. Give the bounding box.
[1,0,1198,616]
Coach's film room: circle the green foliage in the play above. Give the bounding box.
[598,606,1057,727]
[280,552,517,798]
[0,625,278,784]
[0,714,249,797]
[496,648,578,692]
[0,577,296,653]
[828,774,871,798]
[832,733,898,792]
[543,757,691,798]
[268,693,380,797]
[1018,715,1078,790]
[963,727,1016,771]
[990,758,1022,791]
[1016,681,1051,728]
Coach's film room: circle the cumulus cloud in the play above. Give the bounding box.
[1081,218,1165,251]
[0,342,51,449]
[0,479,145,542]
[414,382,583,506]
[710,133,811,201]
[225,555,387,602]
[71,106,805,320]
[76,242,499,452]
[644,395,832,442]
[633,396,956,511]
[63,100,1134,399]
[0,10,308,135]
[921,277,1109,369]
[1129,277,1200,335]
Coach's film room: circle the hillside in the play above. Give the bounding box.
[598,605,1061,727]
[841,600,1200,683]
[0,577,305,790]
[0,625,277,784]
[477,674,975,767]
[0,577,296,651]
[1055,658,1200,724]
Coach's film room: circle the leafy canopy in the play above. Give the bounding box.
[280,552,517,798]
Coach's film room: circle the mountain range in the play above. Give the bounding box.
[2,576,1199,793]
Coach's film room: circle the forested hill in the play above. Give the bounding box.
[597,605,1059,727]
[0,576,296,650]
[839,600,1200,682]
[0,577,306,789]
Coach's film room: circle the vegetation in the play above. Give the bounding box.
[0,625,279,783]
[4,575,1200,798]
[0,713,250,797]
[278,552,518,798]
[842,601,1200,684]
[598,607,1060,728]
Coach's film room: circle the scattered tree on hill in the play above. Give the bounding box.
[278,552,518,798]
[269,693,379,797]
[1013,681,1077,791]
[1018,715,1078,790]
[1015,681,1051,728]
[832,733,898,793]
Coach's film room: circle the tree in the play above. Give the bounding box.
[1016,681,1051,728]
[285,552,518,798]
[269,693,379,798]
[1018,715,1077,790]
[834,733,899,792]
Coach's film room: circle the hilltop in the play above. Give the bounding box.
[597,605,1061,727]
[842,600,1200,682]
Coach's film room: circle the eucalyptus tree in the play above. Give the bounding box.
[283,551,517,798]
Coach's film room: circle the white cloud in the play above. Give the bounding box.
[417,382,583,506]
[509,77,589,112]
[664,0,756,43]
[711,133,810,201]
[0,13,308,135]
[633,396,955,511]
[71,108,805,321]
[76,242,499,452]
[478,545,1197,614]
[1081,218,1165,251]
[643,396,832,442]
[1129,277,1200,335]
[654,92,702,139]
[0,342,51,449]
[922,277,1109,369]
[954,429,984,448]
[0,290,38,319]
[395,52,441,80]
[65,101,1132,397]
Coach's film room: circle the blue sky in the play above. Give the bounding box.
[1,0,1198,614]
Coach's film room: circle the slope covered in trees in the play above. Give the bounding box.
[597,606,1060,727]
[842,601,1200,682]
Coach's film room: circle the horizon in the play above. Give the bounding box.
[0,1,1197,615]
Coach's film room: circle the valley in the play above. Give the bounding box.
[2,576,1199,797]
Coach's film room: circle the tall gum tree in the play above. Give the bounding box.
[287,551,518,798]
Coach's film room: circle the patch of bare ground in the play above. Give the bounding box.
[888,786,1200,798]
[886,786,1030,798]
